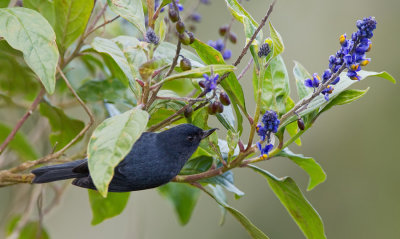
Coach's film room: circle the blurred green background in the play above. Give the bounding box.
[1,0,399,238]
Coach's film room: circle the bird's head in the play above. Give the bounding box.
[158,124,217,150]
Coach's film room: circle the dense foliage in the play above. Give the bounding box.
[0,0,395,238]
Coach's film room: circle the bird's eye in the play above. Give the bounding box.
[187,136,195,142]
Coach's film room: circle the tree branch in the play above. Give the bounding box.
[0,87,45,156]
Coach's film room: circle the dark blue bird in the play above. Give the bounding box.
[31,124,216,192]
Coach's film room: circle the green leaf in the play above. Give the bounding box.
[77,78,127,102]
[154,13,166,43]
[280,70,396,128]
[39,101,85,151]
[269,22,284,57]
[91,36,146,97]
[6,216,50,239]
[88,190,130,225]
[159,182,200,225]
[216,103,236,131]
[293,61,313,100]
[91,36,146,83]
[0,8,59,94]
[0,1,10,8]
[88,108,149,197]
[284,97,301,146]
[24,0,55,26]
[190,39,245,133]
[164,64,236,82]
[249,165,326,239]
[259,55,290,115]
[207,185,270,239]
[139,58,168,81]
[201,171,244,198]
[148,90,185,114]
[224,0,262,44]
[0,41,39,99]
[180,155,213,175]
[226,130,239,162]
[54,0,94,55]
[107,0,146,35]
[278,148,326,191]
[319,88,369,114]
[0,123,38,161]
[154,41,204,68]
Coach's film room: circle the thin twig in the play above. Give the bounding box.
[237,58,253,81]
[165,41,182,77]
[6,185,42,239]
[0,87,45,156]
[86,3,108,34]
[156,95,206,103]
[85,16,120,37]
[0,68,94,182]
[279,63,347,125]
[216,0,276,85]
[233,0,276,67]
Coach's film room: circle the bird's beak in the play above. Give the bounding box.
[201,128,217,139]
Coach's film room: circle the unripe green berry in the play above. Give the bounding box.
[176,21,185,34]
[179,32,191,45]
[180,57,192,71]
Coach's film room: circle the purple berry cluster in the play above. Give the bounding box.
[145,28,159,45]
[256,110,280,157]
[199,73,219,93]
[305,16,377,101]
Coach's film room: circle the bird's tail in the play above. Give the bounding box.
[31,159,87,183]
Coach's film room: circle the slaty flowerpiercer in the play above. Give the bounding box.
[31,124,216,192]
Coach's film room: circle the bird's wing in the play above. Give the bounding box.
[72,159,89,174]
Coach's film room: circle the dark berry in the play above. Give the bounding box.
[168,7,179,22]
[184,107,193,118]
[229,32,237,44]
[297,118,305,131]
[176,21,185,34]
[214,101,224,113]
[219,92,231,106]
[219,25,229,36]
[187,31,195,44]
[199,80,206,88]
[180,57,192,71]
[207,102,217,115]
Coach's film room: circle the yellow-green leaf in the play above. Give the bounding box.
[108,0,146,35]
[88,108,149,197]
[0,8,59,94]
[249,165,326,239]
